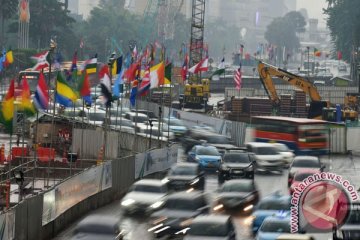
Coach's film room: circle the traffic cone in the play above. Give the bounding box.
[0,144,5,162]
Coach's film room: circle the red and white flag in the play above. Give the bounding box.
[234,67,242,90]
[188,57,208,74]
[31,51,49,71]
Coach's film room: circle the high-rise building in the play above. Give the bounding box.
[64,0,101,20]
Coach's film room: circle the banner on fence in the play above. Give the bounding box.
[0,210,15,240]
[42,162,112,225]
[135,144,178,179]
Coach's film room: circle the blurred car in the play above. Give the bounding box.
[218,150,255,184]
[132,109,158,121]
[249,192,291,234]
[187,145,222,170]
[120,179,168,215]
[289,169,321,195]
[271,143,295,167]
[71,215,125,240]
[124,112,149,127]
[246,142,285,172]
[191,124,216,133]
[333,203,360,240]
[148,191,209,238]
[288,156,324,187]
[276,234,315,240]
[107,117,135,134]
[256,215,291,240]
[163,117,188,139]
[213,179,259,212]
[184,215,236,240]
[163,162,205,191]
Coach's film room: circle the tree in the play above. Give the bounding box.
[265,11,306,60]
[324,0,360,61]
[0,0,17,46]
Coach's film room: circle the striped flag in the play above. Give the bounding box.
[234,67,242,90]
[33,72,49,110]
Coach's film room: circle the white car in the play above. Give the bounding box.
[245,142,285,172]
[271,143,295,167]
[121,179,168,215]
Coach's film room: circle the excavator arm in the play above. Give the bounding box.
[257,61,327,119]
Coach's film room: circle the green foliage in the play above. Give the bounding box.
[0,0,18,45]
[324,0,360,61]
[265,11,306,55]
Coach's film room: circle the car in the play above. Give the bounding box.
[163,162,205,191]
[288,156,324,187]
[107,117,135,134]
[184,215,236,240]
[256,215,291,240]
[213,179,259,212]
[249,192,291,234]
[182,131,236,153]
[218,150,255,183]
[120,179,168,215]
[246,142,285,172]
[163,117,188,139]
[124,112,149,127]
[289,169,321,195]
[271,143,295,167]
[276,234,315,240]
[191,124,216,133]
[148,191,209,238]
[71,215,125,240]
[187,145,222,170]
[333,203,360,240]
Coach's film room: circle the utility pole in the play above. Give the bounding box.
[306,46,310,78]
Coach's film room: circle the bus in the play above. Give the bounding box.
[251,116,328,155]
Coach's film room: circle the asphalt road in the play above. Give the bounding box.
[53,149,360,240]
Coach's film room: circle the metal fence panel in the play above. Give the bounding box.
[347,127,360,151]
[27,194,43,240]
[329,125,346,153]
[15,201,28,240]
[112,156,135,194]
[0,210,15,240]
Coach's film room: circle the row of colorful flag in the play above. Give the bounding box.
[0,49,14,72]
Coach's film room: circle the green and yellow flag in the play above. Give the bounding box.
[0,79,15,133]
[19,76,36,116]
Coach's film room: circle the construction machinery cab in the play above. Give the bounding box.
[181,78,210,110]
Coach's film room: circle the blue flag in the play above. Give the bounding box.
[130,81,138,107]
[113,68,124,98]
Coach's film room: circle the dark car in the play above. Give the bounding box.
[184,215,236,240]
[288,156,325,187]
[218,150,255,183]
[333,203,360,240]
[163,162,205,191]
[148,191,209,238]
[71,215,125,240]
[213,179,259,212]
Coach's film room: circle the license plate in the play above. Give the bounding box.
[208,163,214,167]
[233,170,243,174]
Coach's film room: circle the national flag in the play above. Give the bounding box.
[54,51,63,70]
[234,67,242,90]
[130,80,138,107]
[211,57,225,80]
[124,62,140,83]
[55,72,78,107]
[314,48,321,57]
[113,68,124,98]
[19,0,30,22]
[85,56,97,74]
[4,50,14,67]
[132,46,137,59]
[33,72,49,110]
[138,68,150,96]
[337,51,342,60]
[31,51,49,71]
[188,57,208,74]
[150,61,165,89]
[181,54,188,81]
[99,65,112,107]
[77,71,92,105]
[164,62,172,84]
[0,79,15,133]
[19,76,36,116]
[111,55,123,76]
[0,50,5,72]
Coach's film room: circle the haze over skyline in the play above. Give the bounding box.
[297,0,328,27]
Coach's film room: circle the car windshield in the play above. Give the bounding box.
[168,119,184,126]
[276,144,289,152]
[292,159,320,168]
[133,116,148,123]
[88,112,106,121]
[223,153,251,163]
[220,182,253,192]
[258,199,291,210]
[255,147,278,155]
[294,172,316,181]
[170,166,197,176]
[165,198,201,211]
[196,147,220,156]
[259,220,290,233]
[206,135,231,144]
[131,184,166,193]
[188,222,229,236]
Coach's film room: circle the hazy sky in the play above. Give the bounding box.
[297,0,328,27]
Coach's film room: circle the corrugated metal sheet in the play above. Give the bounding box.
[329,126,346,153]
[346,127,360,151]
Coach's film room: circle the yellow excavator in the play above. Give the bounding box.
[257,61,358,121]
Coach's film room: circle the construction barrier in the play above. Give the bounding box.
[36,147,55,162]
[11,147,28,159]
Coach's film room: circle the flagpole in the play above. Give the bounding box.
[33,111,39,193]
[48,40,56,188]
[81,99,85,168]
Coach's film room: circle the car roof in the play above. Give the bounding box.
[167,190,205,200]
[222,179,254,186]
[126,112,148,117]
[191,215,231,225]
[246,142,276,147]
[173,162,199,168]
[276,234,315,240]
[194,145,217,149]
[293,169,320,175]
[134,179,166,187]
[293,156,319,161]
[261,192,291,202]
[262,216,290,223]
[77,215,119,227]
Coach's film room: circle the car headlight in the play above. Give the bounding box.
[150,201,164,209]
[195,156,200,161]
[161,177,169,184]
[121,199,135,207]
[190,178,199,185]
